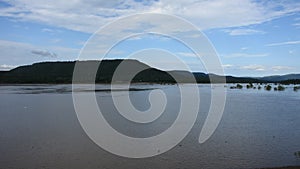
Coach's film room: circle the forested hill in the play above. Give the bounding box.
[0,59,296,84]
[0,60,181,84]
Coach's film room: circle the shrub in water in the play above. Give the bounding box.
[265,85,272,91]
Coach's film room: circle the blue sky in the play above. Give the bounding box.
[0,0,300,76]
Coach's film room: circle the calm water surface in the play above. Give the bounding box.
[0,84,299,169]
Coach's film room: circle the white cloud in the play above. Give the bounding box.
[241,64,265,71]
[266,40,300,46]
[222,64,233,69]
[31,49,57,58]
[224,53,269,58]
[0,64,17,70]
[271,66,293,71]
[41,28,62,35]
[292,23,300,27]
[42,28,54,33]
[288,50,294,54]
[0,40,79,66]
[223,29,265,36]
[50,38,62,44]
[238,65,294,72]
[241,47,249,50]
[177,52,196,57]
[0,0,299,33]
[292,18,300,28]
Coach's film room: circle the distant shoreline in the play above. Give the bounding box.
[1,60,300,84]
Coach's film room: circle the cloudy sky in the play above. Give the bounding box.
[0,0,300,76]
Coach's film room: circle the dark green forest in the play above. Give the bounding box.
[0,59,298,84]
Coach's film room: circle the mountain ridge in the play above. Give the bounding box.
[0,60,299,84]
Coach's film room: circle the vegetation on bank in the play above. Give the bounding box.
[246,83,254,89]
[228,83,300,92]
[277,85,285,91]
[265,85,272,91]
[230,84,243,89]
[280,79,300,85]
[294,86,300,91]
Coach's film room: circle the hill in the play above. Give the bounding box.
[257,74,300,82]
[0,60,177,84]
[0,59,293,84]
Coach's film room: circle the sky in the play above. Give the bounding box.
[0,0,300,76]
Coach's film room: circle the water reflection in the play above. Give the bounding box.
[0,84,299,169]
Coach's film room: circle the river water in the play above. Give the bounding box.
[0,84,299,169]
